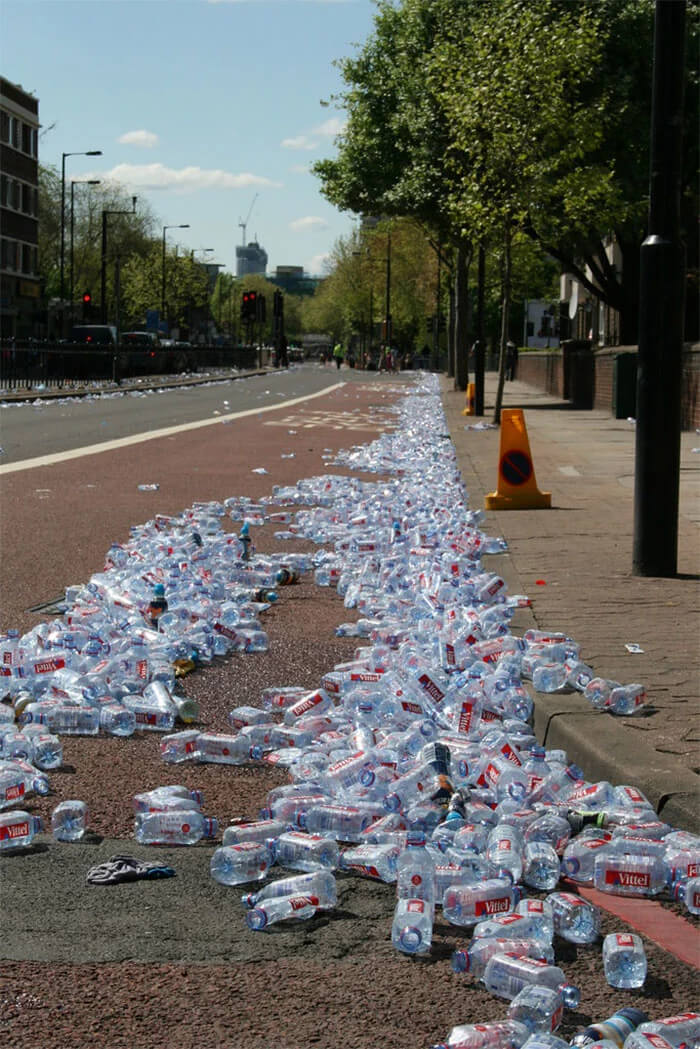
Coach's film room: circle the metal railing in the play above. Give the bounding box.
[0,341,261,390]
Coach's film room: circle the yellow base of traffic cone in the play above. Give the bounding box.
[461,381,476,416]
[485,408,551,510]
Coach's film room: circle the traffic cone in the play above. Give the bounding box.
[485,409,551,510]
[461,382,476,416]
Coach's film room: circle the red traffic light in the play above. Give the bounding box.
[82,291,92,304]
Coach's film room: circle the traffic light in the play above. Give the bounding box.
[82,290,92,319]
[256,293,266,323]
[240,290,257,322]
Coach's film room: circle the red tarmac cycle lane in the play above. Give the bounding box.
[0,377,404,633]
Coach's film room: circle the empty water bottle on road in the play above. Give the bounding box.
[246,892,322,930]
[210,841,272,885]
[242,869,337,909]
[391,897,433,954]
[134,809,218,845]
[51,799,87,842]
[271,830,339,871]
[507,985,565,1033]
[547,891,599,944]
[0,809,43,850]
[569,1008,649,1049]
[602,932,647,989]
[482,954,580,1007]
[430,1019,530,1049]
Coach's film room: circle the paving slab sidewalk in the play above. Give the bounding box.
[442,373,700,833]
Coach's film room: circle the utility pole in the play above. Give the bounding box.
[633,0,687,576]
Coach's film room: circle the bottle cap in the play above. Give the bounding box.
[560,982,581,1008]
[153,583,165,597]
[246,907,268,931]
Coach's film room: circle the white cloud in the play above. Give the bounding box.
[118,129,159,149]
[311,116,346,137]
[281,135,319,151]
[290,216,329,233]
[83,163,282,192]
[307,252,332,276]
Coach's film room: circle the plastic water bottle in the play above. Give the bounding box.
[482,954,580,1007]
[451,938,552,978]
[0,809,43,850]
[633,1014,700,1048]
[486,825,524,883]
[622,1035,675,1049]
[532,663,568,693]
[507,985,565,1033]
[195,732,263,765]
[561,836,611,883]
[443,878,519,927]
[160,729,200,763]
[246,892,321,930]
[19,727,63,769]
[51,799,88,842]
[547,891,600,944]
[271,830,339,871]
[522,842,560,891]
[338,842,400,882]
[222,818,289,847]
[391,897,433,954]
[122,695,174,733]
[569,1008,649,1048]
[302,804,373,841]
[473,912,553,948]
[99,702,136,737]
[430,1019,530,1049]
[602,932,647,989]
[210,841,273,885]
[242,869,337,909]
[606,683,648,715]
[45,704,100,736]
[515,899,554,943]
[132,785,203,813]
[593,853,666,896]
[396,831,436,907]
[134,809,218,845]
[673,875,700,914]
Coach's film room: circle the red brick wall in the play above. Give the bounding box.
[515,345,699,430]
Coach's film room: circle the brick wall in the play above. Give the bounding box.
[515,345,699,430]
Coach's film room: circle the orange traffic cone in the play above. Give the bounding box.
[485,409,551,510]
[461,382,476,416]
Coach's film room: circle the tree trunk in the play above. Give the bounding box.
[492,226,512,425]
[454,238,471,390]
[447,277,456,377]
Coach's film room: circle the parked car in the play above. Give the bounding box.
[68,325,117,346]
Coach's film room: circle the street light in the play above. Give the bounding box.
[70,179,100,327]
[162,224,190,330]
[101,197,138,323]
[60,150,102,334]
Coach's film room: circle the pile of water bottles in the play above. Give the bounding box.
[0,374,698,1049]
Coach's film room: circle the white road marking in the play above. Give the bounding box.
[558,465,582,476]
[0,383,345,475]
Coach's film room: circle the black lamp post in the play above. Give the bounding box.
[70,179,100,327]
[101,198,137,323]
[162,224,190,330]
[60,149,102,334]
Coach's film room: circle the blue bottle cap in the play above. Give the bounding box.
[153,583,165,597]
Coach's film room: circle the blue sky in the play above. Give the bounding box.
[3,0,378,277]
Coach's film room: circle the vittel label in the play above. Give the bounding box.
[604,867,650,888]
[291,692,324,715]
[659,1014,698,1025]
[551,1005,563,1031]
[5,783,24,801]
[0,820,29,840]
[214,623,238,641]
[523,900,543,914]
[418,674,445,704]
[445,643,456,666]
[290,895,318,911]
[475,896,510,916]
[350,672,382,683]
[33,658,66,674]
[135,712,157,725]
[559,892,583,906]
[644,1037,673,1049]
[328,752,365,776]
[407,899,425,913]
[616,934,635,946]
[401,701,422,715]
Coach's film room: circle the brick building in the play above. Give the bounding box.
[0,77,40,338]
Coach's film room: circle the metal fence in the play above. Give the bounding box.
[0,341,261,390]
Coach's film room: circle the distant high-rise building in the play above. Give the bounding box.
[0,77,40,338]
[236,240,268,277]
[272,265,319,297]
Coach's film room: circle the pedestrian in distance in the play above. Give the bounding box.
[333,342,344,369]
[506,340,518,381]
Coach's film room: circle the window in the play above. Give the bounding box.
[22,243,32,274]
[0,110,9,143]
[21,121,31,154]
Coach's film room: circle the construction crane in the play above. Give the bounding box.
[238,194,258,246]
